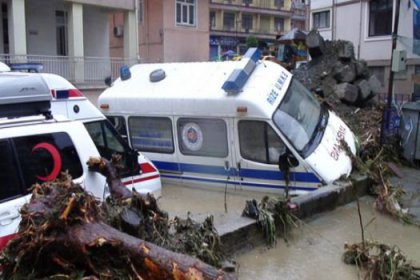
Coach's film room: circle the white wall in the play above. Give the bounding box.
[25,0,109,57]
[335,3,363,58]
[83,6,109,57]
[26,0,65,55]
[310,0,332,40]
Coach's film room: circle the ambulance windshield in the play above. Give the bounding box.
[273,79,321,153]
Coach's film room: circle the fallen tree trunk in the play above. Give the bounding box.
[62,222,232,280]
[1,157,235,279]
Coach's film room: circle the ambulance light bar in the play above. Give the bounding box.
[222,48,261,94]
[51,89,83,99]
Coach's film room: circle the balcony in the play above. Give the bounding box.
[0,54,136,86]
[210,26,281,39]
[210,0,292,16]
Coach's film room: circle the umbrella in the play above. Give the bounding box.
[277,28,307,44]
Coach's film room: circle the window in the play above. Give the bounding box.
[2,3,9,53]
[176,0,196,26]
[129,117,174,153]
[273,79,321,153]
[223,12,235,30]
[242,14,253,31]
[243,0,253,4]
[313,10,330,29]
[210,11,216,29]
[138,0,144,23]
[0,140,22,201]
[275,17,285,32]
[239,121,286,164]
[275,0,284,8]
[177,118,228,158]
[107,116,128,140]
[369,0,392,36]
[14,133,83,188]
[56,11,68,56]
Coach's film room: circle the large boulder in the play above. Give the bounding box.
[334,82,359,104]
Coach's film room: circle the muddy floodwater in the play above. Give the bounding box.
[235,197,420,279]
[159,183,420,279]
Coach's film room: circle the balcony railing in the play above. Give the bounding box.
[0,54,136,85]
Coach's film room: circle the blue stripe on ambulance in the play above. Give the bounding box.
[153,160,321,190]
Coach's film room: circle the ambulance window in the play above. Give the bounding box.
[239,121,286,164]
[177,118,228,158]
[107,116,128,139]
[128,117,174,154]
[0,140,23,201]
[85,120,137,177]
[13,133,83,188]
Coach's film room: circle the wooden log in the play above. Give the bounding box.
[64,222,235,280]
[2,161,235,279]
[87,156,132,200]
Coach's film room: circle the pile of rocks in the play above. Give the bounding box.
[294,30,382,107]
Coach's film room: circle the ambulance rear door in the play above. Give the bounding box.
[175,117,236,189]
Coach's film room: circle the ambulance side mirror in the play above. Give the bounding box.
[278,150,298,173]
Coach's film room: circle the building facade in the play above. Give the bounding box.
[310,0,420,97]
[0,0,137,87]
[111,0,210,63]
[209,0,307,60]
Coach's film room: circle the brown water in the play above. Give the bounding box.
[235,197,420,280]
[159,183,420,280]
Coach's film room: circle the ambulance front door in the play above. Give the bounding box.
[175,117,236,189]
[233,119,318,193]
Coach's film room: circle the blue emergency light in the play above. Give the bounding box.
[222,48,261,94]
[120,65,131,81]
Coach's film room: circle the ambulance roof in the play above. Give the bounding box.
[99,54,292,119]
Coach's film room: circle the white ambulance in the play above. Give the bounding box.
[0,71,161,198]
[98,48,357,194]
[0,76,110,249]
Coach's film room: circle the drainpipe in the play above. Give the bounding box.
[381,0,401,143]
[387,0,401,109]
[357,0,363,59]
[134,0,140,63]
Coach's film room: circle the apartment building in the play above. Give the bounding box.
[310,0,420,97]
[209,0,307,59]
[0,0,136,89]
[110,0,209,63]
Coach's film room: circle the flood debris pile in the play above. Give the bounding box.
[0,157,235,280]
[343,241,420,279]
[242,196,299,246]
[293,29,389,162]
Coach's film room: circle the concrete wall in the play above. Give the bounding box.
[310,0,420,95]
[24,0,108,57]
[26,0,65,55]
[83,6,109,57]
[139,0,164,63]
[162,0,209,62]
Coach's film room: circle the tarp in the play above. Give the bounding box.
[277,28,307,43]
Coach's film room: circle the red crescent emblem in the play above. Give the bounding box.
[32,142,62,181]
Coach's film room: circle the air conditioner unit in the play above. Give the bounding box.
[113,25,124,38]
